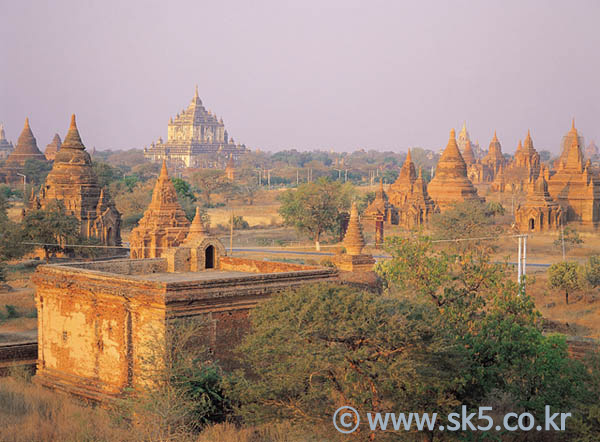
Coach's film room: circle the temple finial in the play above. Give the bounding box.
[572,118,575,130]
[160,159,168,178]
[24,118,30,129]
[450,128,456,139]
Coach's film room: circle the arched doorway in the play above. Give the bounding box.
[529,218,535,230]
[205,245,215,269]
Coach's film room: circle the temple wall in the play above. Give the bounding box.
[32,259,337,401]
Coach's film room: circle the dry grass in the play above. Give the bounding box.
[0,376,131,442]
[0,374,322,442]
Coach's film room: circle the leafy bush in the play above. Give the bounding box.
[583,255,600,288]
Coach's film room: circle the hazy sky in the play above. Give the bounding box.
[1,0,599,153]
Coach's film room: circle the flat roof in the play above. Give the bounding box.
[129,270,250,283]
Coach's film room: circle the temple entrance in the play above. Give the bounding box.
[205,245,215,269]
[529,218,535,230]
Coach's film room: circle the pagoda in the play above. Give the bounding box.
[33,115,121,246]
[388,149,417,207]
[335,202,375,272]
[547,122,600,226]
[397,168,437,229]
[2,118,47,182]
[144,86,247,168]
[515,165,563,232]
[0,124,13,159]
[482,131,505,177]
[129,160,191,258]
[44,134,62,161]
[427,129,482,211]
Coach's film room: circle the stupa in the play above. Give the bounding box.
[129,160,191,258]
[427,129,482,211]
[33,115,121,246]
[0,124,13,159]
[165,206,226,272]
[335,202,375,272]
[44,134,62,161]
[364,178,390,221]
[2,118,47,182]
[225,154,236,181]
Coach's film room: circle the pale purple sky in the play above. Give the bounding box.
[1,0,599,153]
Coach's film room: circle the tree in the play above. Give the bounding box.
[278,178,351,250]
[583,255,600,288]
[377,234,591,427]
[189,170,228,206]
[0,194,27,282]
[23,159,53,187]
[21,200,80,259]
[548,261,581,304]
[92,161,124,188]
[171,177,196,202]
[229,284,465,439]
[554,226,584,254]
[431,200,503,253]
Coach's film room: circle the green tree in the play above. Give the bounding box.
[548,261,581,304]
[171,177,196,202]
[378,235,589,423]
[0,194,27,282]
[23,159,53,187]
[21,200,80,259]
[554,226,584,254]
[189,170,228,206]
[583,255,600,288]
[278,178,351,250]
[92,161,124,188]
[229,284,465,439]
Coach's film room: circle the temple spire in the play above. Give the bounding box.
[342,202,365,255]
[492,130,498,142]
[62,114,85,150]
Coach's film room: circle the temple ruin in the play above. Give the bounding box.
[129,160,191,258]
[30,115,121,246]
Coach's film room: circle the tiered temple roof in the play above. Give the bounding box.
[515,165,563,232]
[547,122,600,226]
[33,115,121,246]
[388,149,416,206]
[129,160,191,258]
[144,87,247,168]
[427,129,481,211]
[482,131,505,174]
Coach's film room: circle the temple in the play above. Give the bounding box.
[515,165,564,232]
[491,131,540,192]
[33,175,338,402]
[30,115,121,246]
[44,134,62,161]
[0,124,13,159]
[457,122,482,159]
[427,129,482,211]
[1,118,48,183]
[144,87,247,168]
[129,161,191,258]
[547,122,600,226]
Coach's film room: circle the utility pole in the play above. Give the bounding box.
[230,211,234,254]
[296,168,299,186]
[517,234,528,294]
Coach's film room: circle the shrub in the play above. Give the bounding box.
[583,255,600,288]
